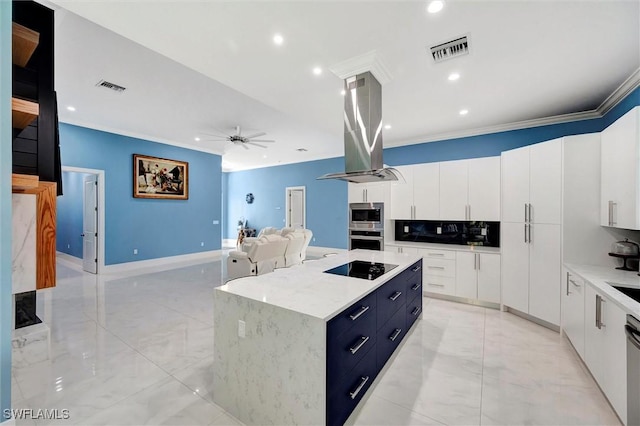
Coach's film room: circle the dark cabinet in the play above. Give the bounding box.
[326,259,423,426]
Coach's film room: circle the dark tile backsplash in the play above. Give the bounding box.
[395,220,500,247]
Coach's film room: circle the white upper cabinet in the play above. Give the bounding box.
[389,164,439,220]
[601,106,640,229]
[501,139,561,225]
[348,181,387,204]
[439,160,468,220]
[529,139,562,224]
[389,165,416,219]
[468,157,501,221]
[501,146,530,223]
[412,163,440,220]
[439,157,501,221]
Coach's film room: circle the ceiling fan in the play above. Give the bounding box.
[200,125,275,150]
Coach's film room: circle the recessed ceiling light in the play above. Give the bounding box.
[312,67,323,76]
[448,72,460,81]
[459,109,469,115]
[263,154,268,158]
[194,137,200,141]
[384,124,392,130]
[273,34,284,46]
[427,0,444,14]
[340,89,346,96]
[66,106,76,111]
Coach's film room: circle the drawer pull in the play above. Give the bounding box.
[389,291,402,301]
[349,305,369,321]
[427,283,444,287]
[411,283,422,291]
[412,265,422,272]
[349,336,370,355]
[428,266,445,270]
[411,307,422,316]
[349,376,370,400]
[389,328,402,342]
[427,253,444,257]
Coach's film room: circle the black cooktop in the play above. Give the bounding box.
[324,261,398,280]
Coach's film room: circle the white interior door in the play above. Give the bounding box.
[287,187,305,229]
[82,174,98,273]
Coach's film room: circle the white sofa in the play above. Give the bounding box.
[226,228,313,281]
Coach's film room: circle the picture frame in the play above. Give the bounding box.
[133,154,189,200]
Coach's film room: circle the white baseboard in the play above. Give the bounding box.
[102,250,222,274]
[56,251,83,270]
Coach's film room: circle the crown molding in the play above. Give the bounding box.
[597,67,640,115]
[59,118,225,156]
[329,50,393,85]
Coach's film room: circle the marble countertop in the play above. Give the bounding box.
[217,249,422,321]
[386,241,501,254]
[564,263,640,317]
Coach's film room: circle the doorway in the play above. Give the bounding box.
[60,166,105,273]
[285,186,306,229]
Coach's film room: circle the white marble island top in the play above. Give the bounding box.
[218,249,422,321]
[564,262,640,317]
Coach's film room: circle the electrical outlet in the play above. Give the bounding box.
[200,242,204,247]
[481,228,487,236]
[238,320,245,338]
[437,227,442,234]
[133,249,138,255]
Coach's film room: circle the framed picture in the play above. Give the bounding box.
[133,154,188,200]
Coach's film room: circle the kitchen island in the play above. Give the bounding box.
[213,249,423,425]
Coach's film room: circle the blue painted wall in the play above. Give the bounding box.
[0,1,11,419]
[224,157,348,249]
[224,88,640,248]
[56,172,91,258]
[59,123,222,265]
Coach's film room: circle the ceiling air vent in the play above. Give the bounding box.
[429,35,470,63]
[95,79,126,93]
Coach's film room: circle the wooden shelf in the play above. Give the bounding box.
[12,97,39,129]
[12,22,40,67]
[12,173,39,192]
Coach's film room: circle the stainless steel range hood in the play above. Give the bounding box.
[318,71,401,183]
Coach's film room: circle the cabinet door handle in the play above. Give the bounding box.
[524,224,528,243]
[349,305,369,321]
[427,283,443,287]
[411,307,422,316]
[612,202,617,226]
[566,272,571,296]
[525,203,528,222]
[596,294,606,329]
[412,265,422,272]
[389,291,402,301]
[349,336,370,354]
[389,328,402,342]
[428,253,444,257]
[528,223,532,243]
[477,254,480,270]
[528,204,532,223]
[349,376,369,400]
[411,283,422,291]
[428,266,445,270]
[474,253,477,270]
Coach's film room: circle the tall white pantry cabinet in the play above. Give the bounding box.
[501,134,600,326]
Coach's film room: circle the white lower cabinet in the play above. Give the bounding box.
[560,268,585,359]
[584,285,627,425]
[501,221,561,326]
[420,248,456,296]
[385,244,418,254]
[455,252,501,303]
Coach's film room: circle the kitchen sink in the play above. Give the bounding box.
[607,282,640,303]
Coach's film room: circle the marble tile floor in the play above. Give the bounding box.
[10,257,621,425]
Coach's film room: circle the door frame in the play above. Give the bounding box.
[285,186,306,228]
[61,166,105,274]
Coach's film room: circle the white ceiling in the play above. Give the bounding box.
[47,0,639,172]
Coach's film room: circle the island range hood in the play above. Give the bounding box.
[318,71,402,183]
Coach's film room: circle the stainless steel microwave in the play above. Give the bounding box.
[349,202,384,230]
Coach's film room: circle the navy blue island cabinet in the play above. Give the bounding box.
[326,259,423,426]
